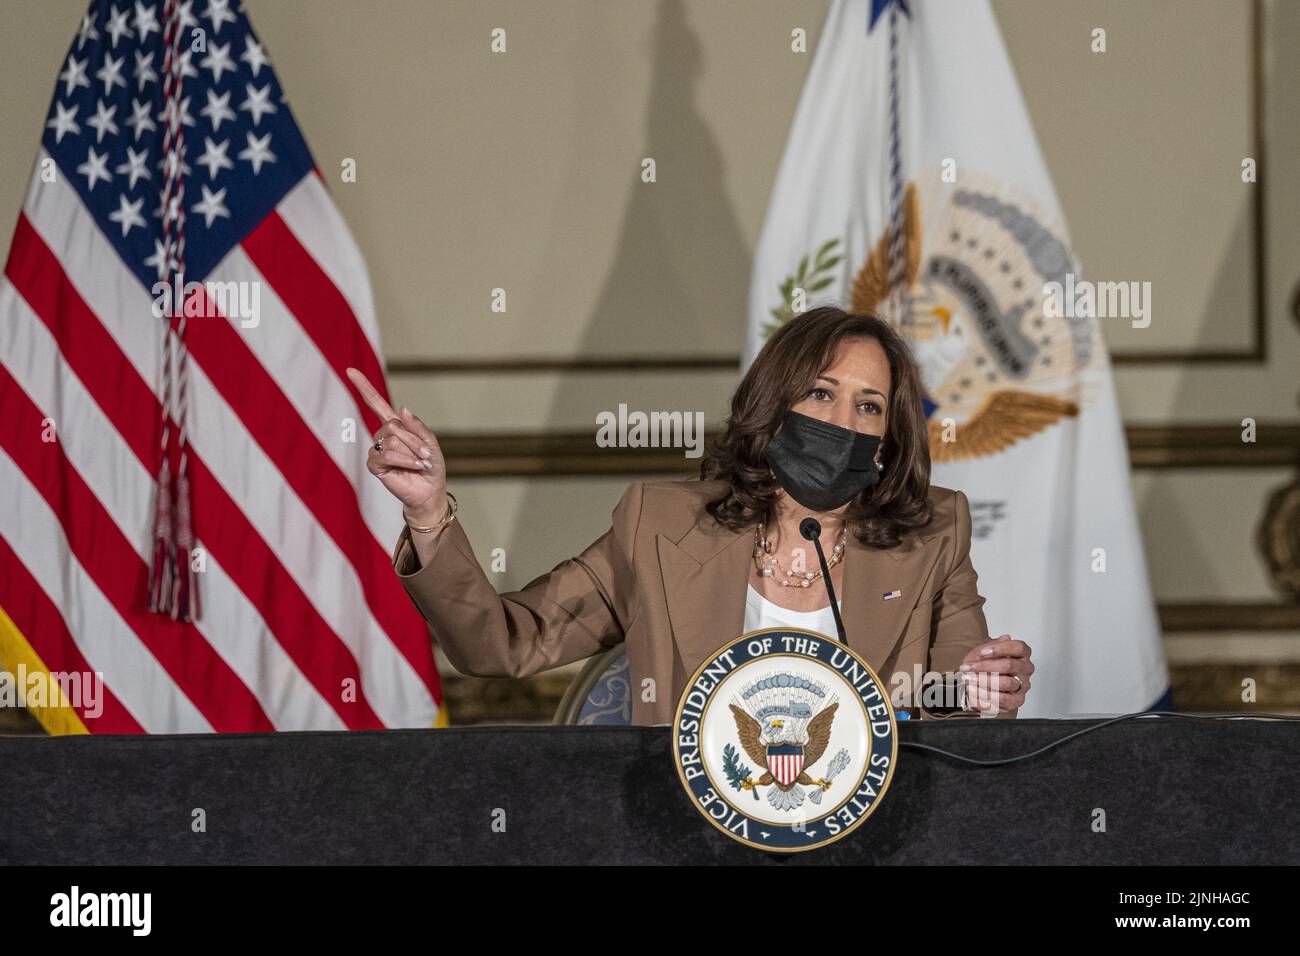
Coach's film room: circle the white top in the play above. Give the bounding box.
[744,583,841,640]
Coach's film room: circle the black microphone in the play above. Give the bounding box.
[799,517,847,643]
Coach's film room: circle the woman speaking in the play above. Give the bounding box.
[347,307,1033,724]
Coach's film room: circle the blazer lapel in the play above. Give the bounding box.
[840,530,940,672]
[656,520,751,674]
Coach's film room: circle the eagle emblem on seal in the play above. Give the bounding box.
[724,672,852,813]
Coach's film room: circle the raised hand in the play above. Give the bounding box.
[346,367,449,527]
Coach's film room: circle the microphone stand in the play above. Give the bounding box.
[799,517,846,644]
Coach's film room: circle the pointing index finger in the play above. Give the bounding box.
[346,366,396,422]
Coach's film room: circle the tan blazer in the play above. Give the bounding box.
[392,479,1013,725]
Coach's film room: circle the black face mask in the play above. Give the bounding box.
[765,410,882,512]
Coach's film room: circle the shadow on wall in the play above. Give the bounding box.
[471,0,761,720]
[513,0,752,564]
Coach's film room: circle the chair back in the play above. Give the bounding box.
[553,645,632,725]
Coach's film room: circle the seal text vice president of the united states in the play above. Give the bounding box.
[348,308,1034,724]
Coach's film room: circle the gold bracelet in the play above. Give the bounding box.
[405,492,458,533]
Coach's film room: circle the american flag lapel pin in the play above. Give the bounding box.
[883,589,902,601]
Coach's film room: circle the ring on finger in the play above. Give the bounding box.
[373,433,384,453]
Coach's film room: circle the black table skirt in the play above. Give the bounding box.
[3,717,1295,865]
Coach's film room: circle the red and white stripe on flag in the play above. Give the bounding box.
[0,1,443,733]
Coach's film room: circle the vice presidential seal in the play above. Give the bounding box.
[673,628,897,853]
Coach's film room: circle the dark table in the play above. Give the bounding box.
[3,716,1295,864]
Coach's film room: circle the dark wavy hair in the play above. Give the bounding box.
[701,307,933,548]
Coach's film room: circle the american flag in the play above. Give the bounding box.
[0,0,444,732]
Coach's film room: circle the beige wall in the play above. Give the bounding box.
[2,1,1296,707]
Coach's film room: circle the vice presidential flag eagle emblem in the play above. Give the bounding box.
[673,628,897,853]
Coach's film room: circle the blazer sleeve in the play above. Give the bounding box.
[919,488,1018,720]
[390,481,644,679]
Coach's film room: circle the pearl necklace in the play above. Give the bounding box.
[752,522,847,588]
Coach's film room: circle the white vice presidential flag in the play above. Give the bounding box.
[746,0,1169,716]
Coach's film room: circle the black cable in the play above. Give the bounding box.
[899,710,1300,767]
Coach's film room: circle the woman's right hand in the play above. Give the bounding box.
[346,367,449,526]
